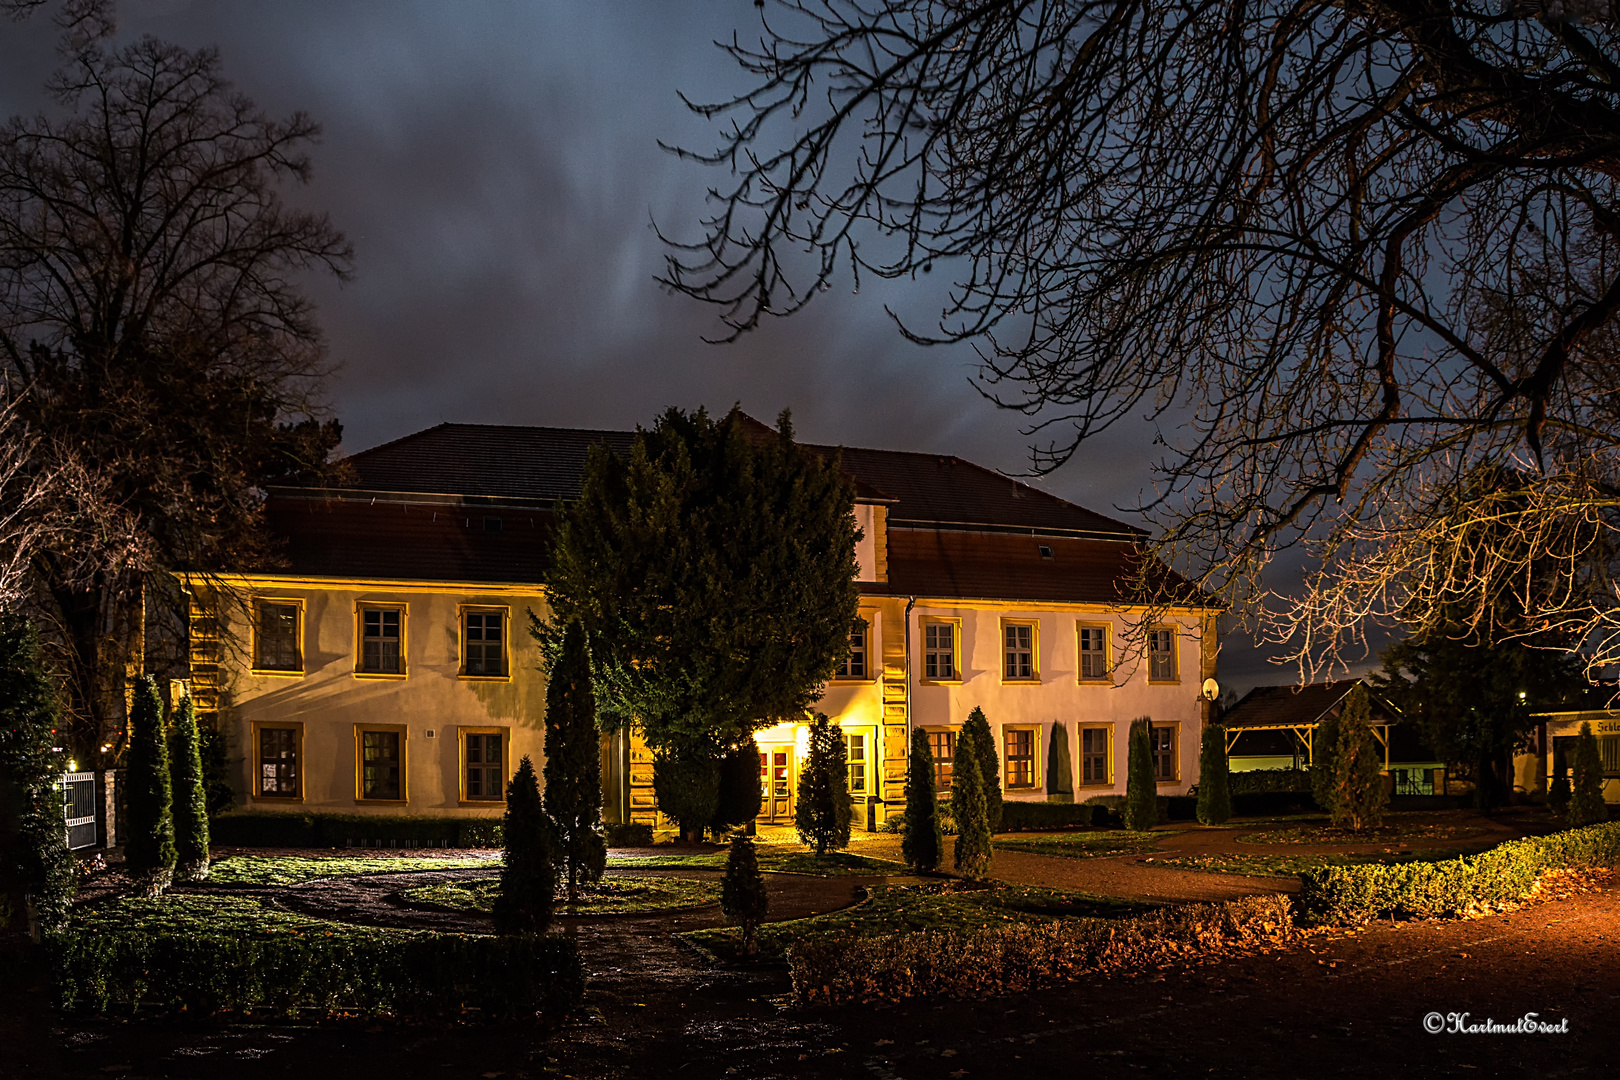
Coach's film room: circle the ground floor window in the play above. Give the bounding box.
[927,729,955,792]
[358,727,405,801]
[463,730,505,801]
[257,725,300,798]
[1392,767,1438,796]
[1080,726,1109,785]
[1151,725,1177,782]
[1005,727,1037,789]
[844,732,868,795]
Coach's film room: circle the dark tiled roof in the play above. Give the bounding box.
[341,424,636,503]
[1223,680,1399,729]
[866,527,1199,606]
[262,497,552,584]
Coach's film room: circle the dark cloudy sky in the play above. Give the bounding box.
[1,0,1333,690]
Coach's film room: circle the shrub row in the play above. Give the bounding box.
[789,893,1296,1006]
[603,822,655,847]
[46,930,584,1019]
[210,812,503,849]
[1227,768,1314,796]
[998,802,1103,831]
[1298,821,1620,925]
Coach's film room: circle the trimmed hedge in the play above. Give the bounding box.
[604,822,655,847]
[210,812,502,849]
[46,930,583,1019]
[998,802,1100,831]
[1228,768,1313,795]
[1298,822,1620,925]
[790,893,1295,1006]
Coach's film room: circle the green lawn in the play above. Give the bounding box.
[994,830,1169,860]
[684,881,1150,962]
[402,875,721,916]
[69,894,412,940]
[208,854,498,887]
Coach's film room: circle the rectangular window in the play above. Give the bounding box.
[845,732,867,794]
[839,618,869,680]
[463,731,505,801]
[359,606,404,675]
[1078,624,1109,681]
[462,609,506,677]
[1080,727,1110,785]
[255,602,301,672]
[928,729,956,792]
[1151,725,1177,782]
[1602,736,1620,776]
[923,621,957,681]
[1003,622,1035,681]
[359,728,404,800]
[1148,627,1178,682]
[1005,728,1036,788]
[257,726,300,798]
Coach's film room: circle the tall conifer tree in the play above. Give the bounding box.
[951,728,993,878]
[962,707,1002,832]
[1569,722,1607,827]
[543,621,606,903]
[124,675,176,895]
[1316,685,1388,830]
[795,714,851,855]
[169,693,211,881]
[0,615,75,934]
[494,756,555,934]
[1124,717,1159,831]
[1196,722,1232,825]
[902,727,943,872]
[1046,723,1074,804]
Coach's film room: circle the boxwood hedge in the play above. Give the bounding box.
[210,812,503,849]
[46,930,583,1019]
[1297,821,1620,925]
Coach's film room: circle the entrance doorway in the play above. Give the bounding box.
[759,744,794,821]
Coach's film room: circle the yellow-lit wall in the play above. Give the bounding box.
[198,577,549,817]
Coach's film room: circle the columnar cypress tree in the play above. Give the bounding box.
[1196,722,1232,825]
[1046,723,1074,804]
[124,675,176,895]
[1548,755,1572,816]
[720,833,770,954]
[962,707,1002,832]
[494,756,555,934]
[543,621,607,903]
[902,727,943,872]
[1569,722,1607,827]
[712,739,764,832]
[168,693,211,882]
[0,615,75,935]
[1124,717,1158,831]
[795,713,851,855]
[1317,685,1388,830]
[951,729,993,878]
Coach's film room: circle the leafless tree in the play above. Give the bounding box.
[664,0,1620,674]
[0,21,351,759]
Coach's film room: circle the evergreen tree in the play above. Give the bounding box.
[543,621,607,903]
[795,714,851,855]
[494,756,555,934]
[1569,722,1607,827]
[0,615,75,935]
[962,707,1002,832]
[951,729,993,878]
[1196,722,1232,825]
[124,675,176,895]
[901,727,943,872]
[720,833,770,954]
[168,693,211,882]
[1315,685,1388,830]
[1548,756,1571,816]
[712,739,763,832]
[1124,717,1159,831]
[1046,723,1074,803]
[652,752,721,843]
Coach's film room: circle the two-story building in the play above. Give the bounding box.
[186,421,1218,830]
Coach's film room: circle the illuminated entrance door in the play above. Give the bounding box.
[759,744,794,820]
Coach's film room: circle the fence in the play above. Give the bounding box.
[61,771,97,850]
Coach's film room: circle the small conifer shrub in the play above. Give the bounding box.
[494,756,556,935]
[901,727,943,872]
[124,675,177,895]
[0,615,75,934]
[795,713,851,854]
[720,833,770,954]
[1569,722,1608,827]
[169,692,211,882]
[1124,717,1158,831]
[542,621,607,903]
[962,707,1002,832]
[951,727,993,879]
[652,752,720,844]
[1196,722,1232,825]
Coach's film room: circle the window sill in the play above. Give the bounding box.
[1146,679,1181,686]
[1077,678,1114,686]
[251,668,306,679]
[458,674,512,682]
[919,679,963,686]
[1000,678,1041,686]
[252,794,304,803]
[354,672,408,680]
[827,678,877,686]
[1076,781,1114,789]
[460,799,506,807]
[356,797,408,804]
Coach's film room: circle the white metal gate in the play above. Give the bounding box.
[61,771,97,850]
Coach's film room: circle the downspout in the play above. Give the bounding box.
[902,596,917,746]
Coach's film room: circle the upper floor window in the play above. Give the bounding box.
[1151,724,1177,781]
[358,605,404,675]
[1003,622,1036,681]
[844,732,868,794]
[1078,624,1109,681]
[1148,627,1178,682]
[839,618,869,680]
[923,621,957,681]
[1005,727,1037,788]
[462,609,506,677]
[255,602,301,672]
